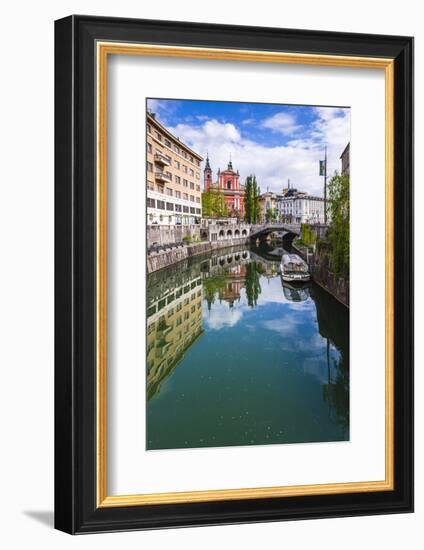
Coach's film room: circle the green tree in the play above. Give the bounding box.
[244,175,261,224]
[327,173,350,277]
[300,223,317,246]
[265,207,276,223]
[202,189,229,218]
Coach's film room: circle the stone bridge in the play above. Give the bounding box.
[249,223,302,239]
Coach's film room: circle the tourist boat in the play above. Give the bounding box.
[280,253,310,282]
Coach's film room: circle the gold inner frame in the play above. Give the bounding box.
[96,42,395,508]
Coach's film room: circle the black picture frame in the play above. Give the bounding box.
[55,15,414,534]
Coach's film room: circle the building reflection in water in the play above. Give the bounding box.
[146,269,204,401]
[146,244,349,444]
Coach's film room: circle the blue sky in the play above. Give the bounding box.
[147,98,350,196]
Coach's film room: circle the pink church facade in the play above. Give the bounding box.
[204,156,245,218]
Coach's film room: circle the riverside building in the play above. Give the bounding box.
[278,184,326,224]
[146,112,203,226]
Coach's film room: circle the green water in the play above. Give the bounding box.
[146,243,349,450]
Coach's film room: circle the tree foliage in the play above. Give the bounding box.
[327,173,350,277]
[265,207,276,223]
[300,223,317,246]
[244,175,261,224]
[202,188,229,218]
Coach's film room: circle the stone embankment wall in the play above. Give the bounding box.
[147,237,250,273]
[310,247,349,307]
[293,241,349,308]
[147,225,201,247]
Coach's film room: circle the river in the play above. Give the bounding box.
[146,242,349,450]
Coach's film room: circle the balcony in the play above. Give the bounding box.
[154,152,171,167]
[155,171,172,183]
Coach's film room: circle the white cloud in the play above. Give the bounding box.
[261,112,301,135]
[167,107,350,196]
[203,301,243,330]
[147,98,181,125]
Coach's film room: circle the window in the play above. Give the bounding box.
[190,195,195,202]
[190,182,194,190]
[196,159,200,167]
[164,138,171,147]
[189,156,193,163]
[166,188,173,196]
[196,185,200,192]
[189,168,194,176]
[175,204,182,212]
[156,200,165,210]
[147,162,153,172]
[183,179,188,187]
[165,171,172,180]
[183,165,187,173]
[174,145,180,154]
[196,208,201,214]
[147,143,152,153]
[147,181,154,191]
[183,193,188,200]
[175,160,180,169]
[166,202,174,211]
[182,151,187,159]
[227,181,231,189]
[196,197,200,203]
[183,206,189,213]
[147,198,156,208]
[175,175,181,184]
[175,191,181,199]
[147,123,151,133]
[190,207,196,214]
[155,131,162,141]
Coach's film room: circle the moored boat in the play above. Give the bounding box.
[280,253,310,282]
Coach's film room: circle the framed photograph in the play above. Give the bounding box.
[54,15,413,534]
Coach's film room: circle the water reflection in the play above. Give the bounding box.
[146,245,349,450]
[282,281,310,302]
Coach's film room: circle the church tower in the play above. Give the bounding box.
[204,154,213,191]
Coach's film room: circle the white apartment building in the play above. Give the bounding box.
[278,194,327,224]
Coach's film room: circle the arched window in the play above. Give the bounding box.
[227,180,231,189]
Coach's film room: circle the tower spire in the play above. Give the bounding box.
[228,153,233,171]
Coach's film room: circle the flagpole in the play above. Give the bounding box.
[324,145,327,224]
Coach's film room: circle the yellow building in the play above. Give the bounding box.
[259,191,280,222]
[146,112,203,225]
